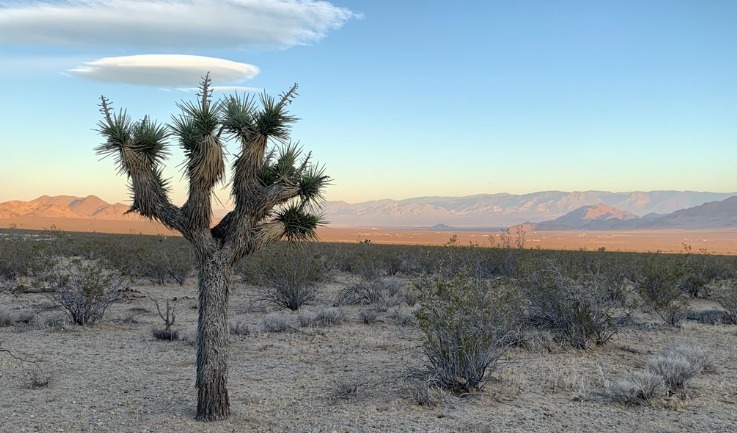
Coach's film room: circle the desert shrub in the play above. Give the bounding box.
[298,307,345,328]
[713,280,737,324]
[678,246,731,298]
[260,313,293,333]
[0,309,34,327]
[28,369,51,389]
[335,276,403,309]
[391,308,415,327]
[522,258,624,348]
[152,328,180,341]
[46,259,125,326]
[245,243,327,311]
[406,378,440,406]
[0,233,45,281]
[647,344,712,392]
[415,274,522,393]
[152,299,178,341]
[359,309,379,324]
[605,372,667,405]
[686,308,728,325]
[636,253,687,326]
[332,380,360,401]
[229,320,250,337]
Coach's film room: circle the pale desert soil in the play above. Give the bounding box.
[1,275,737,433]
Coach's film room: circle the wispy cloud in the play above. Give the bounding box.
[0,0,358,50]
[70,55,259,87]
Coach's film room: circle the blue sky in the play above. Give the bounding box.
[1,0,736,205]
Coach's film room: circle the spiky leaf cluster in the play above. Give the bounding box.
[96,76,329,246]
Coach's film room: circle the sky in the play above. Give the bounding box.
[1,0,736,206]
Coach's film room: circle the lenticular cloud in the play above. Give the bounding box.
[70,55,260,87]
[0,0,358,50]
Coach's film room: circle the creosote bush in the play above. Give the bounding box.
[636,254,688,326]
[522,258,624,349]
[415,273,522,393]
[47,259,124,326]
[713,280,737,324]
[245,243,328,311]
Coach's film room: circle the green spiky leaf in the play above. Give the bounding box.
[254,92,297,140]
[221,93,257,139]
[298,163,330,204]
[131,117,169,165]
[275,203,325,241]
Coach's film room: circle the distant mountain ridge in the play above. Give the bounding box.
[0,195,131,220]
[324,191,737,227]
[1,191,735,231]
[526,196,737,230]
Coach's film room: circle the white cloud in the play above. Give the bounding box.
[0,0,358,50]
[70,54,260,87]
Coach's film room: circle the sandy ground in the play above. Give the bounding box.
[1,275,737,433]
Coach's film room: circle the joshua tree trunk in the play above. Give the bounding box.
[95,76,329,421]
[195,249,231,420]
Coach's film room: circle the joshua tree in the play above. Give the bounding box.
[96,75,328,421]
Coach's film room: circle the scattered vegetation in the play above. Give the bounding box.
[46,259,125,326]
[415,273,522,393]
[260,313,294,333]
[152,298,179,341]
[521,257,626,348]
[245,243,328,311]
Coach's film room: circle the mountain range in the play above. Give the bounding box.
[0,195,132,220]
[324,191,737,228]
[525,196,737,231]
[1,191,735,233]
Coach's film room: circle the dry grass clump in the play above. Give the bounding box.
[332,380,362,401]
[260,313,294,333]
[152,328,180,341]
[229,320,250,337]
[358,309,379,325]
[297,307,345,328]
[605,372,667,405]
[0,309,34,327]
[647,344,713,391]
[391,308,415,327]
[605,343,712,406]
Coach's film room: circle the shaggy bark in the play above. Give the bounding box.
[195,249,231,421]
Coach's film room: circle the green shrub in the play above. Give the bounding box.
[415,274,521,393]
[522,258,624,348]
[636,254,687,326]
[713,280,737,324]
[244,243,327,311]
